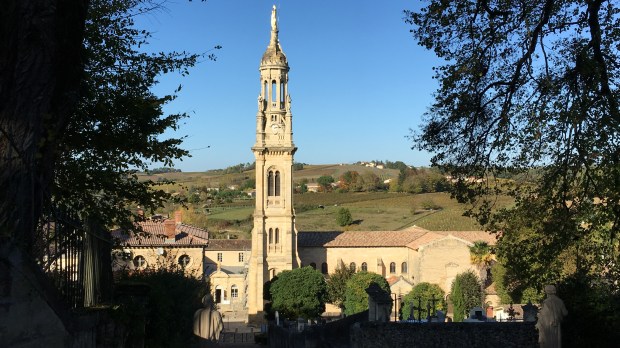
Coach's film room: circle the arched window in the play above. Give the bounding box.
[275,171,281,196]
[390,262,396,273]
[231,285,238,298]
[361,262,368,272]
[401,262,408,274]
[268,171,274,196]
[178,255,191,268]
[267,170,281,197]
[268,228,273,244]
[310,262,316,270]
[275,228,279,244]
[349,262,356,272]
[133,255,146,269]
[271,80,276,102]
[264,81,268,100]
[321,262,328,274]
[280,81,285,102]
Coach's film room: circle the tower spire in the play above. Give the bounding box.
[262,5,286,65]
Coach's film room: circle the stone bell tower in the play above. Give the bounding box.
[247,5,300,319]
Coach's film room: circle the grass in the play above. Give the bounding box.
[147,170,515,234]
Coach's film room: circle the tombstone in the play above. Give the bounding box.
[522,301,538,322]
[365,282,393,322]
[536,285,568,348]
[193,294,224,347]
[463,306,486,322]
[435,310,446,323]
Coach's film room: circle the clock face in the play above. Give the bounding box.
[271,123,281,134]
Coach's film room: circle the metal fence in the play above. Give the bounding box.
[32,209,112,309]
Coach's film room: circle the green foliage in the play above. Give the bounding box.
[269,266,327,319]
[326,264,355,309]
[317,175,335,192]
[344,271,390,316]
[148,167,182,174]
[420,199,441,210]
[400,283,446,319]
[408,0,620,339]
[114,265,206,348]
[335,207,353,227]
[450,271,483,322]
[51,0,219,230]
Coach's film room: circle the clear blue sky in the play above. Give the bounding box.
[136,1,440,171]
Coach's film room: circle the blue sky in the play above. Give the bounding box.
[137,1,440,171]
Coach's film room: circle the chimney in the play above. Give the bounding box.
[174,210,182,225]
[164,219,176,241]
[136,208,145,222]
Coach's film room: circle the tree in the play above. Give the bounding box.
[469,241,493,284]
[1,0,89,250]
[269,266,327,320]
[450,270,483,322]
[400,282,446,320]
[115,263,206,348]
[407,0,620,340]
[326,263,355,309]
[317,175,335,192]
[51,0,214,231]
[335,207,353,227]
[343,271,390,316]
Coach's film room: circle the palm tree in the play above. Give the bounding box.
[469,241,494,286]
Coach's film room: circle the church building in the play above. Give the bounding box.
[206,6,496,322]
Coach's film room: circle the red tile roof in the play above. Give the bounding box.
[207,239,252,251]
[298,227,496,249]
[112,221,209,247]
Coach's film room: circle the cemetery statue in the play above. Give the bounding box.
[536,285,568,348]
[193,294,224,347]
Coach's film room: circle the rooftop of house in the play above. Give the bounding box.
[297,226,496,249]
[111,220,209,247]
[206,239,252,251]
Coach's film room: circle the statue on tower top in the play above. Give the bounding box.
[271,5,278,31]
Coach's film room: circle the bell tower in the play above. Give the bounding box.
[247,5,300,319]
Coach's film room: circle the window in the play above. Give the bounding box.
[275,171,281,196]
[349,262,356,272]
[321,262,328,274]
[239,253,244,262]
[264,81,268,100]
[271,80,276,102]
[275,228,279,244]
[231,285,238,298]
[267,170,281,197]
[178,255,191,268]
[268,228,273,244]
[401,262,408,274]
[280,81,285,102]
[215,286,223,303]
[217,253,223,262]
[390,262,396,274]
[310,262,316,270]
[361,262,368,272]
[133,255,146,268]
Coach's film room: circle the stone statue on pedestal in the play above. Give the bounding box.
[536,285,568,348]
[193,294,224,347]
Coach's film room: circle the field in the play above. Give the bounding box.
[146,168,513,238]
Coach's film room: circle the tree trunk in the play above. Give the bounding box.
[0,0,88,251]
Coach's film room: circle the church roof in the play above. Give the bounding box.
[111,221,209,247]
[297,228,496,249]
[207,239,252,251]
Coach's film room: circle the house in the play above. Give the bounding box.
[111,212,209,277]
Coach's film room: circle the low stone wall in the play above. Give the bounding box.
[350,321,538,348]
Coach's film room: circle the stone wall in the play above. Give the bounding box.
[350,322,538,348]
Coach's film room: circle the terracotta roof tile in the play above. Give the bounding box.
[298,228,496,249]
[207,239,252,251]
[111,221,209,247]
